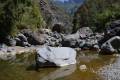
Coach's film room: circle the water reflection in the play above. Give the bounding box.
[40,64,76,80]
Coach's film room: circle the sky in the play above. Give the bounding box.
[54,0,69,2]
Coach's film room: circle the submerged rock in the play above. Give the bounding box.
[36,46,76,67]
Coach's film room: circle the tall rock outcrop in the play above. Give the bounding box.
[39,0,72,33]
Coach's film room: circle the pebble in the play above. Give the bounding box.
[79,65,87,71]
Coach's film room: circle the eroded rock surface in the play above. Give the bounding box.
[36,46,76,67]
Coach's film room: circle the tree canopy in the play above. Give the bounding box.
[73,0,120,32]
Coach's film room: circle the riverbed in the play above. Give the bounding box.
[0,51,118,80]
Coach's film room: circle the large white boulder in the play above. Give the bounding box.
[36,46,76,67]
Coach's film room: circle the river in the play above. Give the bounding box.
[0,50,118,80]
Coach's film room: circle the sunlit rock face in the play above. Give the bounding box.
[36,46,76,67]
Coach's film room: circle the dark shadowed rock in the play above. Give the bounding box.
[15,33,30,47]
[21,29,63,47]
[106,20,120,36]
[21,29,47,45]
[17,33,28,42]
[95,33,104,41]
[99,20,120,46]
[101,36,120,54]
[52,23,64,33]
[5,36,16,46]
[78,40,86,48]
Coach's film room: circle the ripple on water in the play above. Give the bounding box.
[98,54,120,80]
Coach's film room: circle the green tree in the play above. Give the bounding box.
[0,0,45,41]
[73,0,120,32]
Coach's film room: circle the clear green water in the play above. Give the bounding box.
[0,51,116,80]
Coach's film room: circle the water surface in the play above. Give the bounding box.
[0,51,117,80]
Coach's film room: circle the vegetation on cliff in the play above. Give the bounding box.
[0,0,45,38]
[73,0,120,32]
[0,0,120,38]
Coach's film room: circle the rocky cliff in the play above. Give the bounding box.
[39,0,72,33]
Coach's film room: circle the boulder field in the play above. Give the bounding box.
[1,20,120,67]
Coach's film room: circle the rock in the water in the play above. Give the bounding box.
[36,46,76,67]
[101,36,120,53]
[79,65,87,71]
